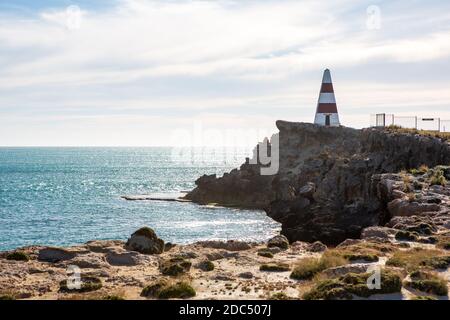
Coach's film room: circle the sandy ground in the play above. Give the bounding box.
[0,239,449,300]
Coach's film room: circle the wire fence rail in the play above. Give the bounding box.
[371,114,450,132]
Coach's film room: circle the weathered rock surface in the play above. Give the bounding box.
[185,121,450,245]
[306,241,328,252]
[38,247,77,263]
[197,240,253,251]
[361,227,396,240]
[105,248,154,266]
[66,253,109,269]
[322,264,370,278]
[2,230,450,300]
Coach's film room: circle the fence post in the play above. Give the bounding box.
[415,116,417,130]
[438,118,441,132]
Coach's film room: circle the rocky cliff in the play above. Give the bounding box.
[185,121,450,245]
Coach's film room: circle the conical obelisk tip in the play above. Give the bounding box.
[322,69,332,84]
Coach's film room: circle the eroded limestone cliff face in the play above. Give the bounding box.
[185,121,450,245]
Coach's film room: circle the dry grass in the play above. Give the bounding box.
[429,168,447,186]
[386,248,449,272]
[400,171,413,192]
[260,262,290,272]
[406,192,417,202]
[419,165,429,174]
[335,241,396,257]
[436,233,450,250]
[409,165,429,176]
[385,126,450,141]
[290,249,354,280]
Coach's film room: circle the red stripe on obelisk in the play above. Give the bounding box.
[317,103,338,113]
[320,83,334,93]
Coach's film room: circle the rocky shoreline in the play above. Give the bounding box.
[1,123,450,300]
[185,122,450,245]
[0,222,449,300]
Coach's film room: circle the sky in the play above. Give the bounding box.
[1,0,450,146]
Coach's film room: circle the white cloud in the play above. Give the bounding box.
[2,0,450,85]
[1,0,450,145]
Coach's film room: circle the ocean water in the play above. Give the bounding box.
[0,147,280,251]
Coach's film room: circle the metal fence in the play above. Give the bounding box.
[371,114,450,132]
[441,120,450,133]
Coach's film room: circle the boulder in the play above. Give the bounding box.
[267,235,289,250]
[306,241,327,253]
[125,227,164,255]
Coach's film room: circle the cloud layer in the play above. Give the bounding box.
[1,0,450,146]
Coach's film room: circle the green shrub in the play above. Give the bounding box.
[6,251,30,262]
[158,282,196,299]
[344,253,379,262]
[270,292,290,300]
[404,271,448,296]
[160,257,192,276]
[303,269,402,300]
[59,276,102,293]
[429,169,447,186]
[395,231,418,241]
[142,280,196,299]
[141,279,169,297]
[260,263,290,272]
[420,256,450,270]
[197,260,215,272]
[258,250,274,258]
[103,295,125,300]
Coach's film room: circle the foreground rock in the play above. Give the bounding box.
[125,227,164,254]
[2,222,450,300]
[267,235,289,250]
[2,234,449,300]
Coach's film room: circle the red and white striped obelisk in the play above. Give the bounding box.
[314,69,340,126]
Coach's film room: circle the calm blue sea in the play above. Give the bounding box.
[0,147,280,251]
